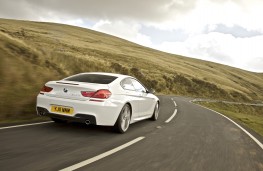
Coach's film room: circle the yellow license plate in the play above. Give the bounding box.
[51,106,74,115]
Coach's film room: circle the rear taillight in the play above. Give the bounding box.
[92,90,111,99]
[81,91,96,97]
[81,89,111,99]
[40,85,53,92]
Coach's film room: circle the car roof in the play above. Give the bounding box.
[78,72,131,79]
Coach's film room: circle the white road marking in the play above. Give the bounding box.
[165,109,178,123]
[0,121,53,130]
[165,98,178,123]
[60,136,145,171]
[191,99,263,106]
[197,105,263,151]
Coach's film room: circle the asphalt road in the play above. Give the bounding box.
[0,96,262,171]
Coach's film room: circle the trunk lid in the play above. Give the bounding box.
[45,81,109,101]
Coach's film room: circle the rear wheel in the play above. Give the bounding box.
[114,104,131,133]
[51,118,67,123]
[151,102,159,121]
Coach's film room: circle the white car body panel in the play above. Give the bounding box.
[36,72,159,126]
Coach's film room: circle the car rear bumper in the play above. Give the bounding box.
[37,107,97,124]
[36,94,124,126]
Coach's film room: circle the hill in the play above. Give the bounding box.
[0,18,262,121]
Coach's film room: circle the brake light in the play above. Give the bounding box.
[81,89,111,99]
[40,85,53,92]
[92,90,111,99]
[81,91,95,97]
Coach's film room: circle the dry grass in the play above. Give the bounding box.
[196,102,263,136]
[0,18,263,122]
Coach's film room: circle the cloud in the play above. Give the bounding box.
[156,32,263,72]
[1,0,262,35]
[0,0,195,22]
[147,0,263,35]
[0,1,36,20]
[246,58,263,72]
[205,24,262,38]
[92,20,152,47]
[156,33,234,63]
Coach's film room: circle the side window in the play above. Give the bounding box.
[131,79,146,93]
[121,78,135,91]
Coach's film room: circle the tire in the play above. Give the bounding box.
[114,104,131,133]
[51,118,67,123]
[151,102,159,121]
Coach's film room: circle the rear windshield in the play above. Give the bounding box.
[65,74,117,84]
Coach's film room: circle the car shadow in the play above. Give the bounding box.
[44,118,157,136]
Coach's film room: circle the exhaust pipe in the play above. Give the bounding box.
[85,120,91,125]
[37,107,47,116]
[38,111,46,116]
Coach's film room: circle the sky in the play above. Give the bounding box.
[0,0,263,72]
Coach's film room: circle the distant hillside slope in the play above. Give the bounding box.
[0,18,262,121]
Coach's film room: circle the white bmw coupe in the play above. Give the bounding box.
[36,72,159,133]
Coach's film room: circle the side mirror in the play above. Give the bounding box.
[147,88,155,94]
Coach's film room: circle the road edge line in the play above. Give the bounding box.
[0,121,54,130]
[59,136,145,171]
[165,98,178,123]
[193,102,263,150]
[165,109,178,123]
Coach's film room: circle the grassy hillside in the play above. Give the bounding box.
[0,18,263,122]
[196,102,263,136]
